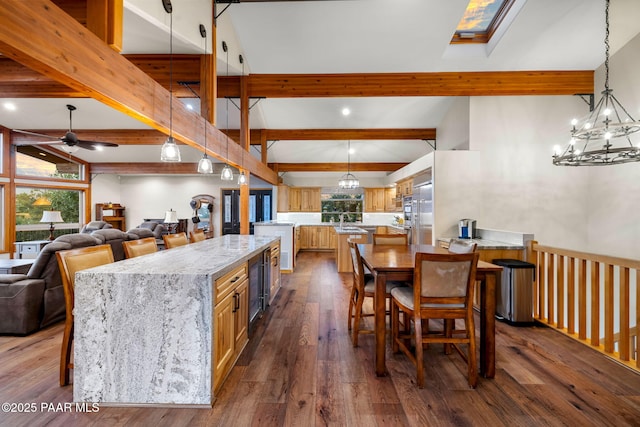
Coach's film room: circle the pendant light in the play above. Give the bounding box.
[237,53,247,186]
[338,140,359,189]
[160,0,181,162]
[553,0,640,166]
[197,23,213,174]
[220,41,234,181]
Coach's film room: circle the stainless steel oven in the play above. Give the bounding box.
[403,196,412,225]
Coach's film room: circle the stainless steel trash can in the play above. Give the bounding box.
[492,259,535,324]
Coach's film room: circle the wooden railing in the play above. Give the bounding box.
[530,241,639,372]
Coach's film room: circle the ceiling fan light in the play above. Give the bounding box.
[220,164,234,181]
[161,136,181,162]
[60,144,79,154]
[197,155,213,174]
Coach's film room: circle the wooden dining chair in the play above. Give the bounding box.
[189,229,206,243]
[123,237,158,258]
[347,241,406,347]
[163,232,188,249]
[56,244,115,386]
[372,233,408,245]
[390,251,479,388]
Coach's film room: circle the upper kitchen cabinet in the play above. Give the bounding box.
[396,179,413,198]
[277,185,289,212]
[288,187,321,212]
[365,188,397,213]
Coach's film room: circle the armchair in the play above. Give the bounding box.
[127,221,167,240]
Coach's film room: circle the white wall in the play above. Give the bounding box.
[436,97,470,151]
[92,174,274,237]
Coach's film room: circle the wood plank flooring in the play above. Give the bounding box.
[1,251,639,426]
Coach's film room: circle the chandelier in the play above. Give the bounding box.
[338,140,359,189]
[553,0,640,166]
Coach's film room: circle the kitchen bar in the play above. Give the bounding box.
[72,235,279,407]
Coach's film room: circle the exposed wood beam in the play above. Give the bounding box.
[87,0,123,52]
[11,128,436,147]
[0,0,277,184]
[269,162,408,172]
[91,162,206,174]
[263,128,436,141]
[1,57,593,99]
[218,70,594,98]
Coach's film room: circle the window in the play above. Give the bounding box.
[15,187,82,241]
[451,0,515,44]
[321,191,363,223]
[15,146,82,180]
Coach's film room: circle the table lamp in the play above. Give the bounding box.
[163,209,178,234]
[40,210,64,241]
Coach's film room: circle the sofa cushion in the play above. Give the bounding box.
[127,228,155,239]
[0,279,45,335]
[0,274,29,284]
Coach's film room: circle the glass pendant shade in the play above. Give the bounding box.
[197,154,213,174]
[238,171,247,185]
[160,136,181,162]
[338,173,360,189]
[220,164,234,181]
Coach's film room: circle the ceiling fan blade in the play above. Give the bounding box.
[12,139,63,147]
[74,140,118,150]
[12,129,63,140]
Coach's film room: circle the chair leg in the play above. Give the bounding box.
[352,292,365,347]
[414,315,424,388]
[347,288,356,331]
[60,319,73,386]
[467,314,478,388]
[444,319,453,355]
[391,300,399,353]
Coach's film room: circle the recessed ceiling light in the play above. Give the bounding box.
[4,102,16,111]
[341,107,351,116]
[39,152,46,157]
[186,104,194,110]
[348,147,355,155]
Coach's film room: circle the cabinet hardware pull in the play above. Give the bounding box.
[274,256,278,267]
[230,276,240,283]
[234,292,240,311]
[232,294,237,313]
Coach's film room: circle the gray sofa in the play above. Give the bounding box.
[0,229,142,335]
[127,221,167,240]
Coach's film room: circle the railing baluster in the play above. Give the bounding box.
[568,256,575,335]
[619,267,630,361]
[548,253,555,326]
[591,261,600,347]
[557,255,565,330]
[604,264,614,353]
[539,251,546,321]
[578,259,587,340]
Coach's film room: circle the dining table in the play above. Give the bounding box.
[358,243,503,378]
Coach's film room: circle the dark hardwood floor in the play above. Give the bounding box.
[1,251,639,426]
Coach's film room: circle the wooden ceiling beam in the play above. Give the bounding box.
[90,162,205,175]
[1,57,593,99]
[219,70,594,98]
[270,162,408,172]
[0,0,277,184]
[12,128,436,146]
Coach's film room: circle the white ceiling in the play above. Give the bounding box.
[2,0,640,173]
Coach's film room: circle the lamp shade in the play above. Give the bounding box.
[164,209,178,224]
[40,210,63,223]
[33,197,52,206]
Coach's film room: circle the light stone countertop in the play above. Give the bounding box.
[437,237,525,250]
[73,234,279,407]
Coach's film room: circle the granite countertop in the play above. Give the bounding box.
[437,237,525,250]
[254,221,296,226]
[333,226,368,235]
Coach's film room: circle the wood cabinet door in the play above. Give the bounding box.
[299,226,311,249]
[385,187,397,212]
[309,188,321,212]
[318,227,331,249]
[288,188,301,211]
[277,185,289,212]
[234,279,249,352]
[299,188,320,212]
[214,292,235,391]
[364,188,375,212]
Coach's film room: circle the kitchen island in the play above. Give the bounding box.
[73,234,278,407]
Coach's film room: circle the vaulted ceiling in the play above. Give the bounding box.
[2,0,640,182]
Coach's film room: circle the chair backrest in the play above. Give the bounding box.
[123,237,158,258]
[163,232,188,249]
[348,240,366,292]
[414,251,479,309]
[189,229,206,243]
[373,233,408,245]
[56,244,114,318]
[448,239,478,254]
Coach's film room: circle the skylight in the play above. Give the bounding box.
[452,0,515,44]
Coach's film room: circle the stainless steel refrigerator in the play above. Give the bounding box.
[411,180,433,246]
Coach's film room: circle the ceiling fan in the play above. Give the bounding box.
[12,104,119,151]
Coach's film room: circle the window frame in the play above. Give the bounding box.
[451,0,516,44]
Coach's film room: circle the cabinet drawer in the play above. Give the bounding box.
[215,263,247,304]
[21,244,40,254]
